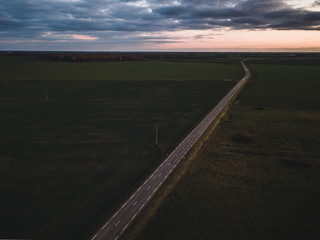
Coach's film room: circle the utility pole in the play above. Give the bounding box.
[45,89,48,102]
[155,122,158,146]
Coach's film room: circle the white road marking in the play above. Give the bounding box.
[115,220,121,227]
[102,222,108,229]
[133,201,138,206]
[132,213,137,220]
[123,224,129,231]
[92,233,98,240]
[147,185,151,190]
[111,211,119,220]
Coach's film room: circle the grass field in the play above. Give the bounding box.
[136,58,320,240]
[0,56,242,239]
[0,56,243,81]
[249,63,320,87]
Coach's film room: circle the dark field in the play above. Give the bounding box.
[242,60,320,110]
[0,56,242,239]
[240,83,320,110]
[0,56,243,81]
[136,59,320,240]
[248,63,320,86]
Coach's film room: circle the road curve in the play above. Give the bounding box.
[90,61,250,240]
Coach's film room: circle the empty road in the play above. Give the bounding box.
[90,61,250,240]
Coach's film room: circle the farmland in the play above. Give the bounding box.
[0,55,242,81]
[135,58,320,240]
[0,54,242,239]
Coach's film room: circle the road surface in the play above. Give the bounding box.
[90,61,250,240]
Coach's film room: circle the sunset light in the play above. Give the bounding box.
[0,0,319,51]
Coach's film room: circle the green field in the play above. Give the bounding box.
[249,63,320,86]
[0,56,242,81]
[0,56,242,239]
[239,83,320,110]
[135,59,320,240]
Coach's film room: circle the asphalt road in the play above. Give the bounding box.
[90,61,249,240]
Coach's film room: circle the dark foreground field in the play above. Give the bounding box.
[136,58,320,240]
[0,56,242,239]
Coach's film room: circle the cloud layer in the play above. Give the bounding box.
[0,0,319,49]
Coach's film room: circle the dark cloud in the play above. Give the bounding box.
[0,0,319,43]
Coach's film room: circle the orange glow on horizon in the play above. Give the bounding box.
[150,29,320,51]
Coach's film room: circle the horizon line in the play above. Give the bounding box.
[1,50,320,54]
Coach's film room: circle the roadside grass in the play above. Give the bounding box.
[0,57,239,239]
[136,59,320,240]
[0,56,243,81]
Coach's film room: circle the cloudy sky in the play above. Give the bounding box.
[1,0,320,51]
